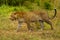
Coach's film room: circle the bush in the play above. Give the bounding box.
[44,1,52,10]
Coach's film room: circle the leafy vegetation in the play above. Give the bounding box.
[0,0,56,10]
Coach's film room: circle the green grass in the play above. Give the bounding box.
[0,5,60,40]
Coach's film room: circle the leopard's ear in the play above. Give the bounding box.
[13,11,20,15]
[13,12,16,15]
[13,12,17,15]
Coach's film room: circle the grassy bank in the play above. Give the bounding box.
[0,5,60,40]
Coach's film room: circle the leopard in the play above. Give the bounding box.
[9,9,57,32]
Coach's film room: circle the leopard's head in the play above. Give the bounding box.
[9,12,18,21]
